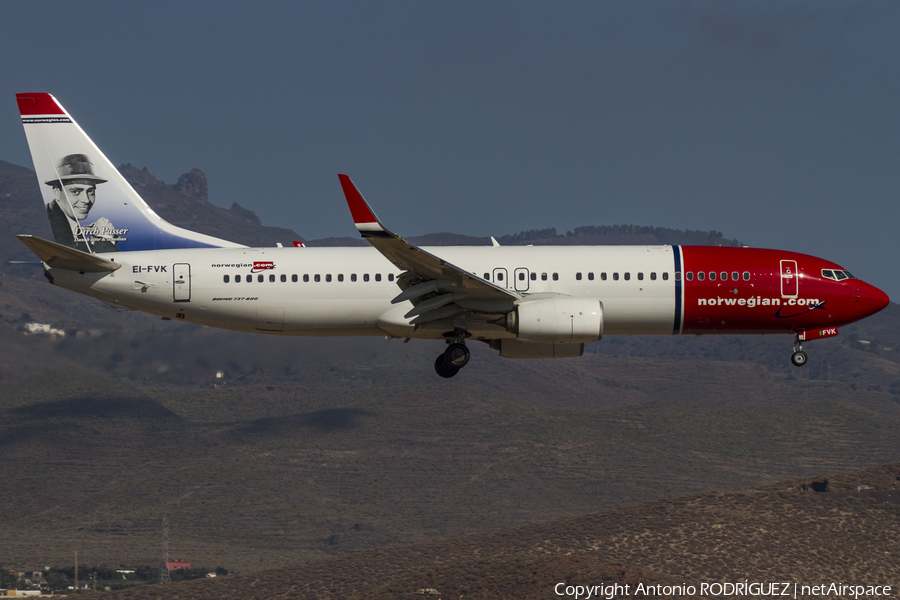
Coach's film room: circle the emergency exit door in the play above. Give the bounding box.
[173,263,191,302]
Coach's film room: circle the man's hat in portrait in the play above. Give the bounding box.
[44,154,108,187]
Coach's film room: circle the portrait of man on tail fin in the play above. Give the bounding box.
[45,153,122,253]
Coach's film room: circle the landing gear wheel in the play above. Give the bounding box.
[791,350,808,367]
[444,343,470,369]
[434,354,460,378]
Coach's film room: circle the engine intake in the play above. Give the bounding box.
[507,297,603,343]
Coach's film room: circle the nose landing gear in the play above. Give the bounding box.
[434,332,471,378]
[791,335,808,367]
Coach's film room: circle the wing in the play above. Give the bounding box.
[338,175,520,326]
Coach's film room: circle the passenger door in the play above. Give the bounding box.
[780,260,798,298]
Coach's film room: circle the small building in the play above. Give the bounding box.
[166,560,190,571]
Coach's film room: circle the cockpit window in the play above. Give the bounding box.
[822,269,855,281]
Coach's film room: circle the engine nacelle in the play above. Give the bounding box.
[507,297,603,343]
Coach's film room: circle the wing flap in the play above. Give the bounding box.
[17,235,121,272]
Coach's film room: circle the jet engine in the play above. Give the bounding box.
[506,297,603,343]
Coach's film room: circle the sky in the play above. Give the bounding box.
[1,1,898,298]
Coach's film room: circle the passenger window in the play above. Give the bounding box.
[686,272,693,281]
[351,274,357,282]
[364,274,370,282]
[484,273,490,279]
[637,272,643,281]
[552,273,559,281]
[530,272,537,281]
[731,272,738,281]
[743,272,750,281]
[650,272,657,281]
[497,272,504,281]
[663,272,669,281]
[235,275,241,283]
[326,274,332,282]
[375,274,382,282]
[303,274,309,282]
[388,274,395,282]
[709,272,716,281]
[624,272,631,281]
[576,272,582,281]
[721,272,727,281]
[674,272,681,281]
[601,273,607,281]
[338,274,344,282]
[257,274,264,283]
[519,272,526,281]
[588,272,594,281]
[247,275,252,283]
[269,274,275,282]
[223,275,230,283]
[541,273,548,281]
[613,273,619,281]
[280,274,286,282]
[314,274,321,282]
[292,274,298,282]
[698,272,705,281]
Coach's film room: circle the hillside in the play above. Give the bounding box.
[2,157,899,597]
[2,327,900,575]
[77,463,900,599]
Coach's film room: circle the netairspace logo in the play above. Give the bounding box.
[553,581,893,598]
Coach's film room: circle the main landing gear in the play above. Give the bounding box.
[791,334,808,367]
[434,331,471,378]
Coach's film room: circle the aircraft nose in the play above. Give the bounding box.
[857,282,890,317]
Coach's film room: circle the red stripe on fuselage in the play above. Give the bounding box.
[680,246,888,334]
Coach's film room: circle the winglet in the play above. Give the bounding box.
[338,174,388,235]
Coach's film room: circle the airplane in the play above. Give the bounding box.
[14,93,890,378]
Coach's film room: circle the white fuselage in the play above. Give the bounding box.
[54,245,680,339]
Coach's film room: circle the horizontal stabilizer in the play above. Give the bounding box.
[17,235,122,272]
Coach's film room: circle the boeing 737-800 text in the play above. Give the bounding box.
[14,93,890,377]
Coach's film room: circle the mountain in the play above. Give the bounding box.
[0,160,305,262]
[117,164,305,248]
[303,228,742,248]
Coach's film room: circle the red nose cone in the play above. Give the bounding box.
[861,283,890,317]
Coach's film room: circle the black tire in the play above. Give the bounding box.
[435,354,460,378]
[791,350,808,367]
[444,343,470,369]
